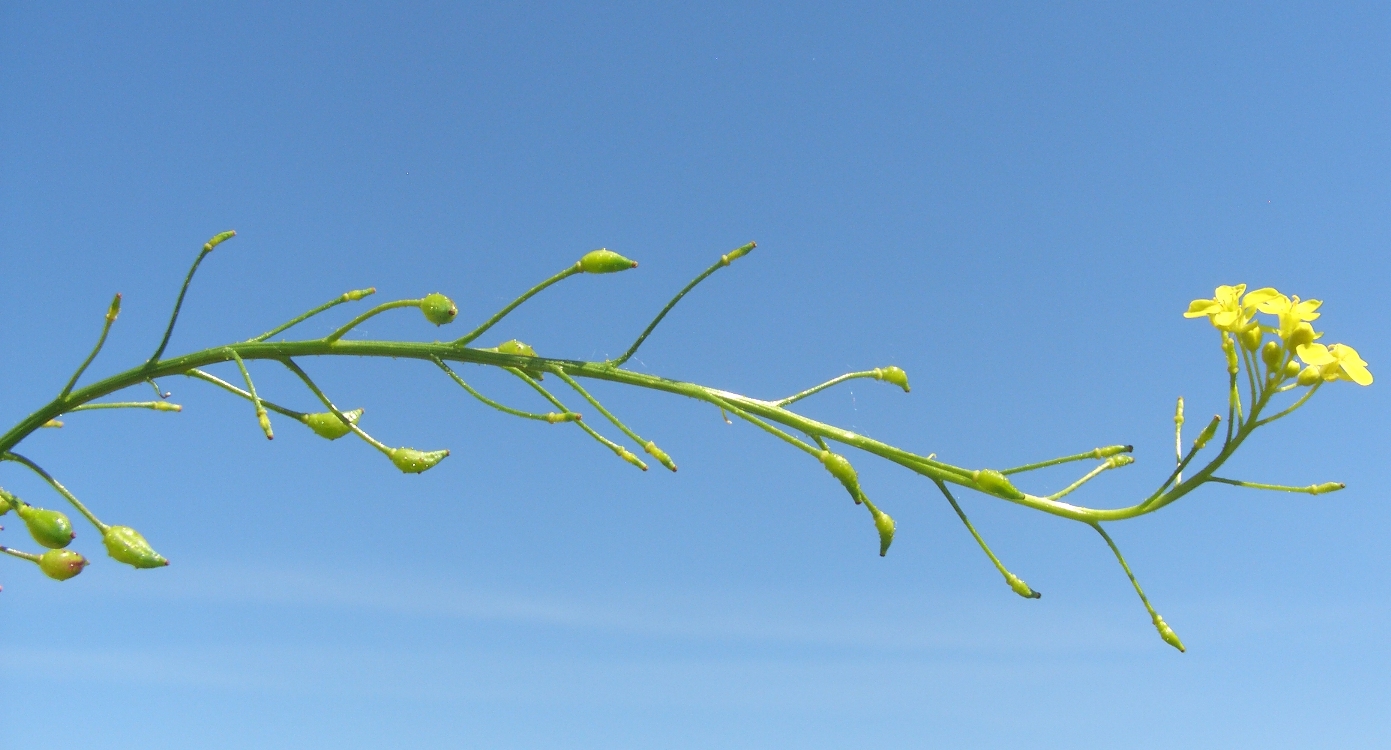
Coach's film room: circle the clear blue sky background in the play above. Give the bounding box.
[2,3,1388,748]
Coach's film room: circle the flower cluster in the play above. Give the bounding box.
[1185,284,1371,386]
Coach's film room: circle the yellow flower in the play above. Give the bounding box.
[1184,285,1280,332]
[1257,293,1322,323]
[1295,343,1372,386]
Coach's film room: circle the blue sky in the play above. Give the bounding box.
[2,3,1388,747]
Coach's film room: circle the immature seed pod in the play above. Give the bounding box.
[971,469,1024,500]
[1296,365,1322,386]
[874,366,911,393]
[301,408,364,441]
[496,339,538,357]
[577,249,638,274]
[388,447,450,474]
[420,293,458,326]
[103,525,169,568]
[1092,445,1132,459]
[38,549,88,581]
[1308,482,1345,495]
[869,503,895,557]
[1261,341,1284,371]
[643,441,678,472]
[1192,415,1221,450]
[819,451,861,501]
[1239,326,1263,352]
[1152,614,1186,652]
[16,504,75,549]
[1005,572,1041,599]
[1221,334,1239,375]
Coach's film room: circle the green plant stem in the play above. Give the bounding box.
[229,350,272,439]
[1047,463,1112,501]
[279,359,392,456]
[0,546,41,563]
[149,233,233,364]
[549,366,676,471]
[1001,446,1132,475]
[454,267,579,346]
[432,356,575,423]
[774,371,881,407]
[509,368,647,470]
[68,401,181,412]
[1,452,108,531]
[183,369,306,419]
[250,288,376,342]
[1207,476,1344,494]
[934,479,1040,598]
[1090,522,1170,634]
[324,299,423,343]
[609,242,754,366]
[59,293,120,399]
[1253,383,1321,428]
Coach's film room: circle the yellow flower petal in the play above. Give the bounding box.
[1185,299,1221,318]
[1242,287,1282,310]
[1296,343,1335,366]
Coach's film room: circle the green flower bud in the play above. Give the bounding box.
[874,366,911,393]
[1283,359,1301,378]
[38,549,88,581]
[1297,365,1322,386]
[1221,333,1239,375]
[1153,614,1185,652]
[1005,572,1041,599]
[17,504,75,549]
[1193,415,1221,450]
[343,287,376,302]
[720,242,756,266]
[103,525,169,568]
[862,498,895,557]
[420,293,458,326]
[971,469,1024,500]
[388,447,450,474]
[1309,481,1345,495]
[106,292,122,323]
[302,408,364,440]
[1286,321,1316,351]
[1261,341,1284,371]
[1239,326,1263,352]
[643,441,678,472]
[203,230,236,252]
[577,248,638,274]
[819,451,861,501]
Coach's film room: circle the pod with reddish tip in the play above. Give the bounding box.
[971,469,1024,500]
[103,525,169,568]
[1192,415,1221,450]
[577,249,638,274]
[302,408,363,441]
[17,504,75,549]
[874,366,911,393]
[420,293,458,326]
[389,447,450,474]
[39,549,88,581]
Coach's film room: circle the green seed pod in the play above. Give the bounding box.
[720,242,756,266]
[1105,454,1135,469]
[1297,365,1322,386]
[1221,333,1239,375]
[1283,359,1301,378]
[819,451,861,500]
[203,230,236,252]
[1239,325,1263,352]
[1092,445,1132,459]
[577,248,638,274]
[874,366,911,393]
[389,447,450,474]
[869,504,895,557]
[1152,614,1185,652]
[0,492,11,516]
[1005,572,1041,599]
[971,469,1024,500]
[106,292,122,323]
[1193,415,1221,450]
[496,339,538,357]
[302,408,364,440]
[1309,482,1345,495]
[17,504,75,549]
[1261,341,1284,371]
[103,525,169,568]
[38,549,88,581]
[343,287,376,302]
[420,293,458,326]
[643,441,678,472]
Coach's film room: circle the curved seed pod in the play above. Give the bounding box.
[971,469,1024,500]
[103,526,169,568]
[1309,482,1344,495]
[818,451,861,502]
[38,549,88,581]
[302,408,364,441]
[203,230,236,252]
[1005,572,1042,599]
[862,497,895,556]
[1261,341,1284,371]
[577,249,638,274]
[17,504,75,549]
[388,447,450,474]
[1152,614,1185,652]
[874,366,911,393]
[1221,334,1239,375]
[420,293,458,326]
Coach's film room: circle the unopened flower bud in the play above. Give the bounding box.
[1309,482,1345,495]
[420,293,457,326]
[1283,360,1301,378]
[719,242,756,266]
[1005,572,1041,599]
[1153,614,1185,652]
[819,451,861,501]
[1261,341,1284,371]
[103,525,169,568]
[873,366,911,393]
[971,469,1024,500]
[17,504,75,549]
[388,447,450,474]
[302,408,363,440]
[106,293,122,323]
[343,287,376,302]
[1297,365,1322,386]
[203,230,236,252]
[1286,321,1316,351]
[643,441,678,472]
[1240,326,1263,352]
[1193,415,1221,450]
[577,249,638,274]
[1222,334,1239,375]
[39,549,88,581]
